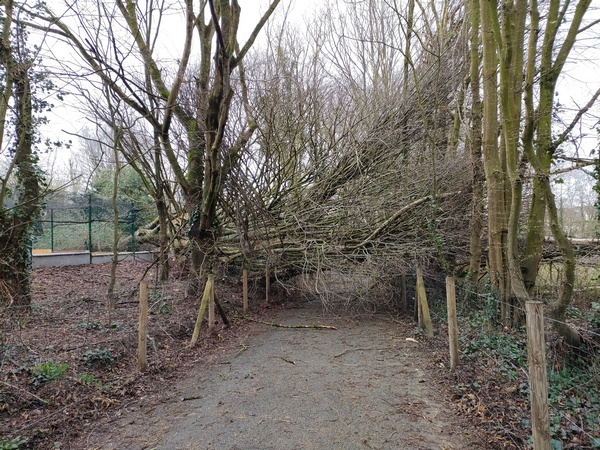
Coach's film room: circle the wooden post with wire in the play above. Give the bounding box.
[446,276,459,369]
[525,301,551,450]
[138,280,148,372]
[416,267,434,337]
[242,268,248,313]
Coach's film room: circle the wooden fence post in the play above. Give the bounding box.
[138,281,148,372]
[416,267,434,337]
[265,265,270,303]
[208,276,215,331]
[446,276,459,369]
[243,268,248,313]
[400,272,407,312]
[190,275,213,346]
[415,270,421,324]
[526,301,551,450]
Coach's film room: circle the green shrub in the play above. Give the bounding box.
[32,361,68,385]
[82,348,114,366]
[0,437,27,450]
[548,365,600,444]
[460,328,526,379]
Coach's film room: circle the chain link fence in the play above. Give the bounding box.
[32,193,156,253]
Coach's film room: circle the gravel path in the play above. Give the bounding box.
[82,302,479,449]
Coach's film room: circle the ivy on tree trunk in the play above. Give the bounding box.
[0,0,44,309]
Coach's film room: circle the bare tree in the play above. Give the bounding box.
[25,0,281,291]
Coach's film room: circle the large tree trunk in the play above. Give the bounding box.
[467,0,484,283]
[156,197,170,281]
[521,0,592,345]
[480,0,509,316]
[187,0,279,292]
[495,0,528,325]
[186,1,234,289]
[0,4,41,309]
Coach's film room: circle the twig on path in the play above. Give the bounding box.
[181,395,204,401]
[235,343,249,355]
[238,313,337,330]
[276,356,296,365]
[334,347,386,358]
[392,400,433,423]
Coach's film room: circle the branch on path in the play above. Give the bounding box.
[334,347,384,358]
[182,395,204,401]
[238,313,337,330]
[276,356,296,365]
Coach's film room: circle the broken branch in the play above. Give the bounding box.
[238,313,337,330]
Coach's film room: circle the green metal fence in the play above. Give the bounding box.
[32,194,152,253]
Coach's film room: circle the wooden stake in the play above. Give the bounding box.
[213,292,230,327]
[265,265,270,303]
[416,268,422,326]
[417,293,423,327]
[416,268,434,337]
[138,281,148,372]
[208,276,215,331]
[446,276,459,369]
[525,301,551,450]
[190,275,213,346]
[400,272,407,312]
[243,268,248,313]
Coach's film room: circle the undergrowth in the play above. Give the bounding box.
[32,361,68,386]
[0,437,27,450]
[455,287,600,449]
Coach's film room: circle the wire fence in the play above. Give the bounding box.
[32,193,156,253]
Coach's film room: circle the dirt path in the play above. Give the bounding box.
[76,302,482,450]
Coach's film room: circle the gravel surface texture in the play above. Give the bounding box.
[81,301,480,450]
